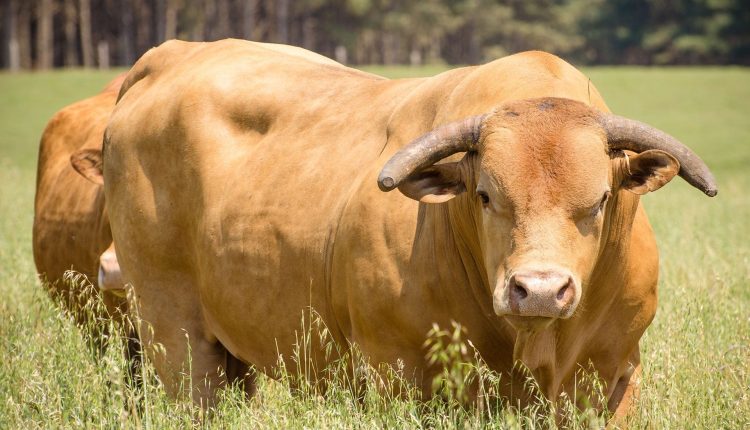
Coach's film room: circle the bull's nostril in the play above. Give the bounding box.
[556,283,569,301]
[514,284,528,299]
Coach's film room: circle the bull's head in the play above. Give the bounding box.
[378,98,716,325]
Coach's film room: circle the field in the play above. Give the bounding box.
[1,65,748,428]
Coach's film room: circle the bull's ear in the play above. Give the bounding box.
[622,149,679,195]
[397,162,465,203]
[70,148,104,185]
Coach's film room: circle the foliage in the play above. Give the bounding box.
[1,0,749,70]
[571,0,750,65]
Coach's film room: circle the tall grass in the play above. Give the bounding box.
[2,272,611,429]
[1,67,748,428]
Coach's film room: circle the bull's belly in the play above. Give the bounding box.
[195,229,340,372]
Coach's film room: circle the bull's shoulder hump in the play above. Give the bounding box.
[507,51,608,109]
[117,39,200,101]
[503,51,572,76]
[478,50,587,87]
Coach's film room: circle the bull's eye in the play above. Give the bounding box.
[477,190,490,206]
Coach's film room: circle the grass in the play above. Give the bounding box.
[1,65,749,428]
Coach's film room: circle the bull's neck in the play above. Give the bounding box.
[410,157,644,401]
[411,157,515,350]
[588,155,642,307]
[414,192,490,303]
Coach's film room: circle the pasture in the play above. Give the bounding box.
[0,66,748,428]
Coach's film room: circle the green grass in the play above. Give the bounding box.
[1,66,749,428]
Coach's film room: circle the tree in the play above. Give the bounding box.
[36,0,55,69]
[119,0,135,65]
[79,0,94,67]
[277,0,289,43]
[16,0,32,69]
[243,0,258,40]
[4,0,21,71]
[63,0,78,66]
[1,0,749,69]
[165,0,179,41]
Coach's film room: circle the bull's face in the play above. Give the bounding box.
[477,108,614,321]
[379,97,717,324]
[477,102,636,322]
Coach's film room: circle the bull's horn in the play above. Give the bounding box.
[599,114,718,197]
[378,114,488,191]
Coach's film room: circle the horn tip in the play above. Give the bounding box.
[378,176,396,192]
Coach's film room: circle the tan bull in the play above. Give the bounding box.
[85,39,716,416]
[33,74,127,324]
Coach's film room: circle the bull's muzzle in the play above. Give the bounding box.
[497,269,579,319]
[97,245,125,293]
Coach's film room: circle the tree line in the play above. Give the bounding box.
[1,0,748,70]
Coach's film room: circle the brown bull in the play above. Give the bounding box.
[33,74,127,322]
[86,39,716,416]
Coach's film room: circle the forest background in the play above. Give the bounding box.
[2,0,749,70]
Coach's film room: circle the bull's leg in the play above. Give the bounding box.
[139,322,227,406]
[607,362,642,427]
[226,352,257,398]
[607,349,641,428]
[131,274,252,407]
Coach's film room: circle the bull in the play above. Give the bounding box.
[81,40,716,416]
[33,74,127,323]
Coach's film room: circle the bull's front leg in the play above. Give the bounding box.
[607,359,642,428]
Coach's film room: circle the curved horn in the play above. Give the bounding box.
[378,114,488,191]
[599,114,718,197]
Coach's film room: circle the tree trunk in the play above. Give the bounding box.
[36,0,54,69]
[17,0,32,69]
[204,0,216,40]
[119,0,135,65]
[165,0,179,41]
[242,0,257,40]
[97,39,109,69]
[216,0,230,39]
[468,13,480,64]
[155,0,166,43]
[276,0,289,43]
[79,0,94,67]
[5,0,21,70]
[334,45,347,64]
[63,0,78,66]
[302,8,315,50]
[428,35,441,64]
[191,0,205,41]
[0,1,6,68]
[134,0,152,54]
[383,32,397,65]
